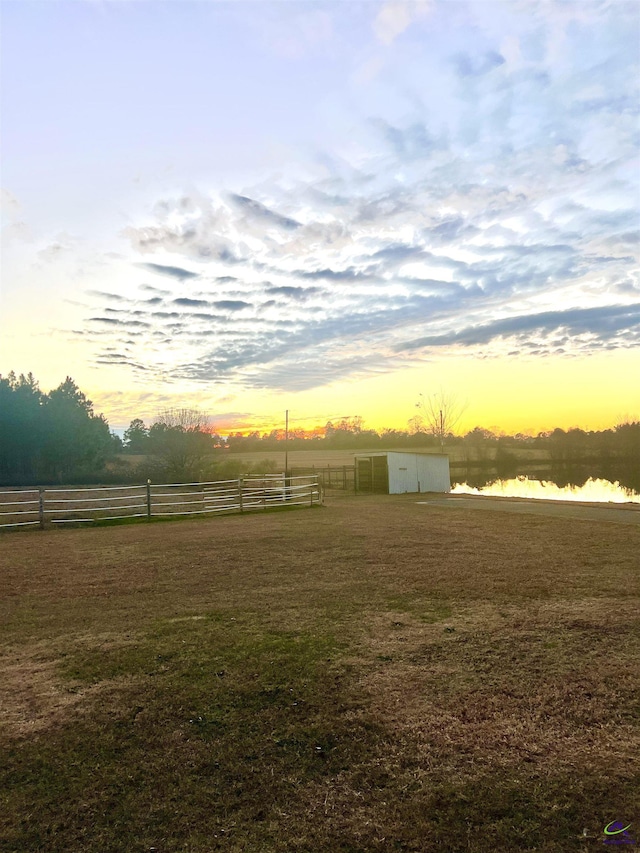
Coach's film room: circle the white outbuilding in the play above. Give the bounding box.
[354,451,450,495]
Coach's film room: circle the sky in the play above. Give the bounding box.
[1,0,639,437]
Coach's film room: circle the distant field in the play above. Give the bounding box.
[223,445,548,469]
[1,495,638,852]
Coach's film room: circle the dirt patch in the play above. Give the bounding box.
[0,650,125,738]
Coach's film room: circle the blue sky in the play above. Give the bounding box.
[1,0,639,433]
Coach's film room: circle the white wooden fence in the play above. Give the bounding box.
[0,475,321,530]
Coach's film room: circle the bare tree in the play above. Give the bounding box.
[407,415,425,436]
[154,408,210,432]
[415,389,468,452]
[149,408,213,481]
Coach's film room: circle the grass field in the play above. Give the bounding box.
[224,444,548,469]
[121,442,549,474]
[1,495,639,852]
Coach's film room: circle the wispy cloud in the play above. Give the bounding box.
[172,297,209,307]
[396,304,640,353]
[85,95,639,391]
[229,194,301,231]
[136,262,199,280]
[16,0,634,401]
[265,285,323,300]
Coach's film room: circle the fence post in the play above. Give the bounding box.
[342,466,347,490]
[39,489,45,530]
[146,479,152,520]
[238,478,244,513]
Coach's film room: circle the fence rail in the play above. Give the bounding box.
[0,475,321,530]
[291,465,356,493]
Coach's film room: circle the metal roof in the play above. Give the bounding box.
[354,451,449,458]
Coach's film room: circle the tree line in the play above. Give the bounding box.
[115,408,640,491]
[1,372,638,486]
[0,373,116,485]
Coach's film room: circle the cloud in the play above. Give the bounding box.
[265,285,322,300]
[122,196,239,261]
[86,139,638,388]
[160,290,457,391]
[172,297,209,307]
[371,243,425,263]
[136,262,198,280]
[139,284,172,295]
[427,217,480,243]
[37,241,71,262]
[298,267,374,282]
[79,1,637,396]
[370,119,437,161]
[1,188,21,216]
[243,350,405,392]
[94,354,149,372]
[228,194,301,231]
[87,290,126,301]
[213,300,252,311]
[89,317,152,328]
[396,304,640,353]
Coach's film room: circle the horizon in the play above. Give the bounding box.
[2,1,639,434]
[5,366,636,439]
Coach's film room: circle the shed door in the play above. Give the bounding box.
[356,458,372,493]
[356,457,389,493]
[371,456,389,493]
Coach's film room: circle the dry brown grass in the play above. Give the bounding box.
[1,495,639,852]
[224,444,549,469]
[225,445,450,468]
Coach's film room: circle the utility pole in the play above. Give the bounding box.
[285,409,289,476]
[284,409,290,501]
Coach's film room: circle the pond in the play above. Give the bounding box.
[451,476,640,504]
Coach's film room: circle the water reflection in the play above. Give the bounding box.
[451,476,640,504]
[452,461,640,493]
